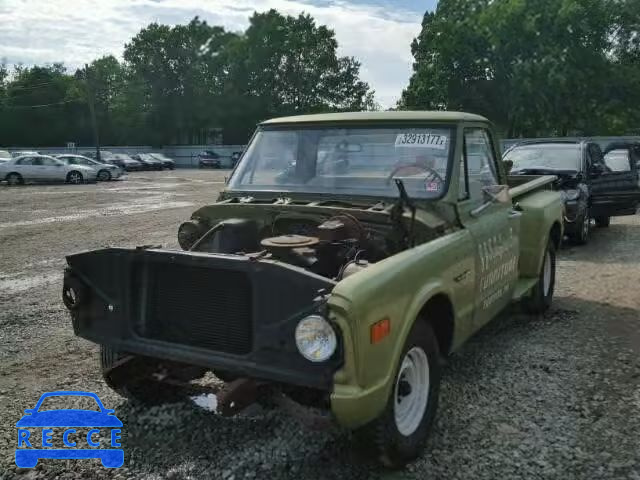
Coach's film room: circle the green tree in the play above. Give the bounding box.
[401,0,624,137]
[123,18,238,145]
[1,64,84,146]
[223,10,374,142]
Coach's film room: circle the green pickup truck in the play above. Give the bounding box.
[62,111,563,468]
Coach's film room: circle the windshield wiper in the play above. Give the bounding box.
[391,179,417,248]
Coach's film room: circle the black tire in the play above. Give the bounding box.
[100,345,184,406]
[595,216,610,228]
[6,172,23,186]
[66,170,84,184]
[355,321,441,469]
[568,208,590,245]
[522,238,556,314]
[97,169,112,181]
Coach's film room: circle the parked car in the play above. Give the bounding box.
[230,151,243,167]
[64,111,566,468]
[503,140,640,243]
[197,150,222,168]
[132,153,163,171]
[149,153,175,170]
[111,153,143,172]
[55,154,123,181]
[11,150,39,158]
[0,154,97,185]
[81,151,125,169]
[197,150,235,168]
[0,150,11,164]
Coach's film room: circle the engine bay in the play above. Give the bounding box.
[178,213,402,280]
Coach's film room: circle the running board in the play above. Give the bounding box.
[512,278,538,301]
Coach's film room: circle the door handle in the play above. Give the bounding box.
[509,210,522,218]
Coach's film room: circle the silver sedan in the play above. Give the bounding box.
[56,154,124,181]
[0,154,98,185]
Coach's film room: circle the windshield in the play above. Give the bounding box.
[228,126,454,198]
[504,143,581,172]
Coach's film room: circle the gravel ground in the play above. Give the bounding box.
[0,170,638,479]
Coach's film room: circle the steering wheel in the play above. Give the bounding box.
[386,163,444,185]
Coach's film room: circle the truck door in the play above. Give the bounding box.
[590,143,640,220]
[458,128,520,328]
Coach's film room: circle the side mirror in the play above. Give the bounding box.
[503,159,514,175]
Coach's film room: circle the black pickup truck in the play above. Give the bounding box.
[503,140,640,244]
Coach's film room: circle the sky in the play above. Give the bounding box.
[0,0,434,107]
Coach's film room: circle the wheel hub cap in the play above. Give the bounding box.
[394,346,430,436]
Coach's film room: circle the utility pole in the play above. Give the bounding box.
[84,64,101,162]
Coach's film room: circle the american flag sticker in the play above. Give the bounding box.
[426,181,440,192]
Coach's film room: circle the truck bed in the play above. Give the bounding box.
[508,174,557,199]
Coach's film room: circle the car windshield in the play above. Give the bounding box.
[113,154,133,161]
[228,126,454,199]
[504,143,581,172]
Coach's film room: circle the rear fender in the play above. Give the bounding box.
[516,190,563,277]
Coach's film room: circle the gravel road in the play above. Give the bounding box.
[1,170,638,479]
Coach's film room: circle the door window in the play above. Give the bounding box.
[603,149,632,172]
[40,157,60,166]
[464,129,500,202]
[16,157,34,165]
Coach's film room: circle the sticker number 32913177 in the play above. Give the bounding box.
[395,133,447,149]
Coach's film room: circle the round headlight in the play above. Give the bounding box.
[295,315,337,362]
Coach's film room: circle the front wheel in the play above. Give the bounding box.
[66,171,84,184]
[355,322,441,469]
[595,216,610,228]
[569,208,590,245]
[6,173,23,186]
[522,239,556,314]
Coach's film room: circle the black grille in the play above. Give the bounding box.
[141,263,253,355]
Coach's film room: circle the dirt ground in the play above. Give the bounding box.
[0,170,638,479]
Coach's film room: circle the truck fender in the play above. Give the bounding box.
[378,281,454,408]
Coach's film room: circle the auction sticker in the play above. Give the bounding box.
[395,132,447,149]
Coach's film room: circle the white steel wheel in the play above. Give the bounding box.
[394,346,430,436]
[542,250,552,297]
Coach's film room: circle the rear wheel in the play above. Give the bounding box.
[6,172,23,186]
[66,170,84,184]
[522,239,556,314]
[595,216,610,228]
[355,321,441,469]
[97,169,112,181]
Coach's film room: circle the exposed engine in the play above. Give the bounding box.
[178,213,391,280]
